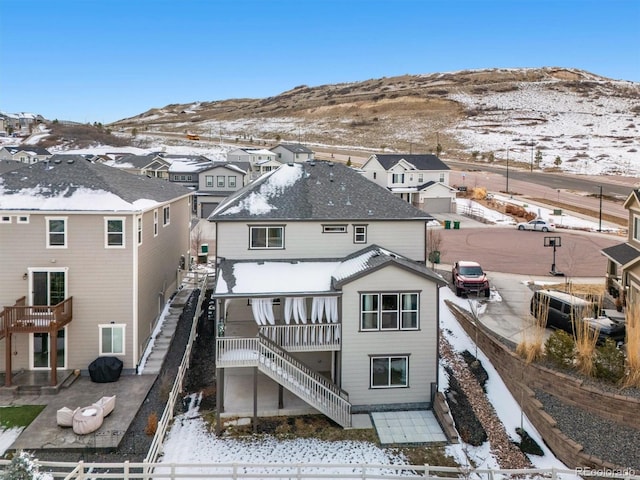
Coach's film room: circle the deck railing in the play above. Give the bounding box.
[259,323,341,351]
[0,296,73,334]
[216,334,351,427]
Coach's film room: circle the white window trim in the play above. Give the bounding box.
[353,225,367,244]
[46,216,68,249]
[0,215,11,223]
[154,209,159,237]
[99,324,126,356]
[163,205,170,227]
[634,215,640,242]
[137,216,143,245]
[105,217,126,248]
[18,215,29,224]
[370,355,409,389]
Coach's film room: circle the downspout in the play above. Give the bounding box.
[132,213,139,371]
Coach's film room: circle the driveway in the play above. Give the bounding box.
[437,226,621,277]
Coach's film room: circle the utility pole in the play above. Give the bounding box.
[598,185,603,232]
[530,142,534,172]
[506,147,509,194]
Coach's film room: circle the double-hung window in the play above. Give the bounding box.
[99,324,125,355]
[205,175,214,187]
[46,217,67,248]
[250,226,284,249]
[217,176,225,188]
[353,225,367,243]
[392,173,405,184]
[137,217,143,245]
[634,215,640,242]
[371,356,408,388]
[360,292,419,330]
[163,206,170,226]
[105,218,125,247]
[153,210,159,236]
[228,176,237,188]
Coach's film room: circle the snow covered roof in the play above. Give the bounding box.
[371,154,449,171]
[210,161,434,221]
[214,245,445,297]
[1,146,51,156]
[274,143,314,154]
[0,154,193,211]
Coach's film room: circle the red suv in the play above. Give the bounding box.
[452,260,490,297]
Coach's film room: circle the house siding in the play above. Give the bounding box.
[216,220,427,262]
[339,266,438,408]
[136,197,191,364]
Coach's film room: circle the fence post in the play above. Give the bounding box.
[77,460,85,480]
[424,464,430,478]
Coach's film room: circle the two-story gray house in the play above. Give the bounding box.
[0,155,192,387]
[208,160,445,429]
[196,162,249,218]
[361,154,456,213]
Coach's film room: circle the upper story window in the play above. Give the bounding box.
[0,215,10,223]
[439,173,445,183]
[18,215,29,223]
[105,217,125,247]
[634,216,640,242]
[154,209,159,236]
[250,225,284,249]
[205,175,214,187]
[354,225,367,243]
[163,206,170,226]
[392,173,405,184]
[46,217,67,248]
[137,217,143,245]
[418,174,424,183]
[360,292,419,331]
[323,225,347,234]
[373,172,377,179]
[217,176,225,188]
[228,176,237,188]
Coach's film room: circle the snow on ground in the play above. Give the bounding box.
[446,81,640,176]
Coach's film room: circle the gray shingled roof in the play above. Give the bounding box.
[276,143,314,154]
[1,146,51,156]
[373,154,449,171]
[210,161,434,221]
[0,160,27,175]
[601,242,640,268]
[114,154,168,169]
[0,154,192,205]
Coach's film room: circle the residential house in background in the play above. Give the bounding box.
[602,189,640,308]
[0,112,44,135]
[0,146,52,164]
[196,162,249,218]
[227,147,282,181]
[106,153,171,179]
[360,154,456,213]
[272,143,314,164]
[0,155,193,387]
[208,161,444,428]
[167,155,213,190]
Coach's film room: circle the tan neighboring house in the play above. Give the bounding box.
[602,189,640,308]
[208,161,445,428]
[226,148,281,181]
[360,154,456,213]
[271,143,314,164]
[0,155,193,387]
[0,146,52,164]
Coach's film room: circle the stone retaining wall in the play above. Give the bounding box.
[448,301,639,468]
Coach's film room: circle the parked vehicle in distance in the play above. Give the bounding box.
[516,219,556,232]
[452,260,490,297]
[530,289,625,345]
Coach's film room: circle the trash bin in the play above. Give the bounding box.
[428,250,441,264]
[453,221,460,229]
[444,220,451,229]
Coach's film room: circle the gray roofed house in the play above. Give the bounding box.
[195,161,250,218]
[602,189,640,306]
[211,161,433,222]
[272,143,315,164]
[0,154,193,388]
[360,153,456,213]
[208,160,446,431]
[107,153,171,179]
[0,159,27,175]
[0,146,52,164]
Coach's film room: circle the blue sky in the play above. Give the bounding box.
[1,0,638,124]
